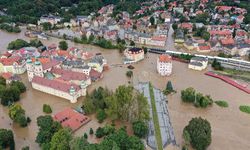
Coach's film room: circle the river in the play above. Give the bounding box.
[0,28,250,150]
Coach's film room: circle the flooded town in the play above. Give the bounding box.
[0,0,250,150]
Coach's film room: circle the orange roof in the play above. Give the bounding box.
[180,23,193,29]
[159,54,172,62]
[54,108,90,131]
[199,45,211,51]
[1,72,12,80]
[151,36,166,41]
[57,50,69,57]
[209,30,232,36]
[31,57,50,64]
[221,38,235,45]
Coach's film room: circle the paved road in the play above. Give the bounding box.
[166,24,177,51]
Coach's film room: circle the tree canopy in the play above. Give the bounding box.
[0,128,15,150]
[183,117,212,150]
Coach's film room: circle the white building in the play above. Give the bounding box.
[157,54,172,76]
[38,15,63,25]
[188,57,208,71]
[32,76,85,103]
[124,48,144,64]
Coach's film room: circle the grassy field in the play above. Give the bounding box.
[239,105,250,114]
[215,101,229,108]
[214,69,250,82]
[149,83,163,150]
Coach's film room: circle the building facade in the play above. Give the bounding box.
[157,54,172,76]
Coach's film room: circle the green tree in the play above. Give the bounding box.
[212,59,224,71]
[82,93,96,114]
[59,41,68,50]
[132,121,148,138]
[7,39,29,50]
[0,129,15,150]
[202,31,210,41]
[43,104,52,114]
[95,127,104,138]
[50,128,72,150]
[181,87,196,103]
[41,22,52,31]
[96,109,107,123]
[29,39,43,48]
[126,70,133,78]
[183,117,211,150]
[84,133,88,139]
[150,16,155,25]
[0,77,6,86]
[70,136,88,150]
[9,104,28,127]
[88,34,95,43]
[89,128,94,135]
[10,81,26,93]
[172,23,178,31]
[130,41,135,46]
[36,115,62,146]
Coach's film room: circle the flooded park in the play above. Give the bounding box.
[0,28,250,150]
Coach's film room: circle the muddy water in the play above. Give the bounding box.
[0,29,250,150]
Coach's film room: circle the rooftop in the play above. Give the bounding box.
[158,54,172,63]
[54,108,90,131]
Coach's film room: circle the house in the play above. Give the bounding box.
[54,108,91,131]
[197,43,211,53]
[188,57,208,71]
[88,55,106,73]
[173,7,184,14]
[183,39,195,50]
[0,56,26,74]
[180,23,193,33]
[175,30,184,43]
[157,54,172,76]
[38,15,63,25]
[1,72,20,84]
[220,38,236,55]
[209,30,232,40]
[149,36,167,47]
[124,48,144,64]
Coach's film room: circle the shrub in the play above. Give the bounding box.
[43,104,52,114]
[215,101,228,108]
[95,127,104,138]
[239,105,250,114]
[10,81,26,93]
[183,117,211,150]
[84,133,88,139]
[126,70,133,78]
[89,128,94,135]
[132,121,148,138]
[96,109,107,123]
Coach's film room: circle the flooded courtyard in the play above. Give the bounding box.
[0,29,250,150]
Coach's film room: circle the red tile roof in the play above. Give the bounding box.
[0,56,22,66]
[221,38,235,45]
[209,30,232,36]
[42,60,60,70]
[51,68,89,81]
[1,72,12,80]
[158,54,172,62]
[32,76,80,93]
[199,45,211,51]
[180,23,193,30]
[151,36,167,41]
[54,108,90,131]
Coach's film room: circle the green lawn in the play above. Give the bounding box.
[215,101,229,108]
[149,83,163,150]
[239,105,250,114]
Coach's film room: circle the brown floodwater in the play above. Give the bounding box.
[0,28,250,150]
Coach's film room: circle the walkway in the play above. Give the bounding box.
[135,82,176,150]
